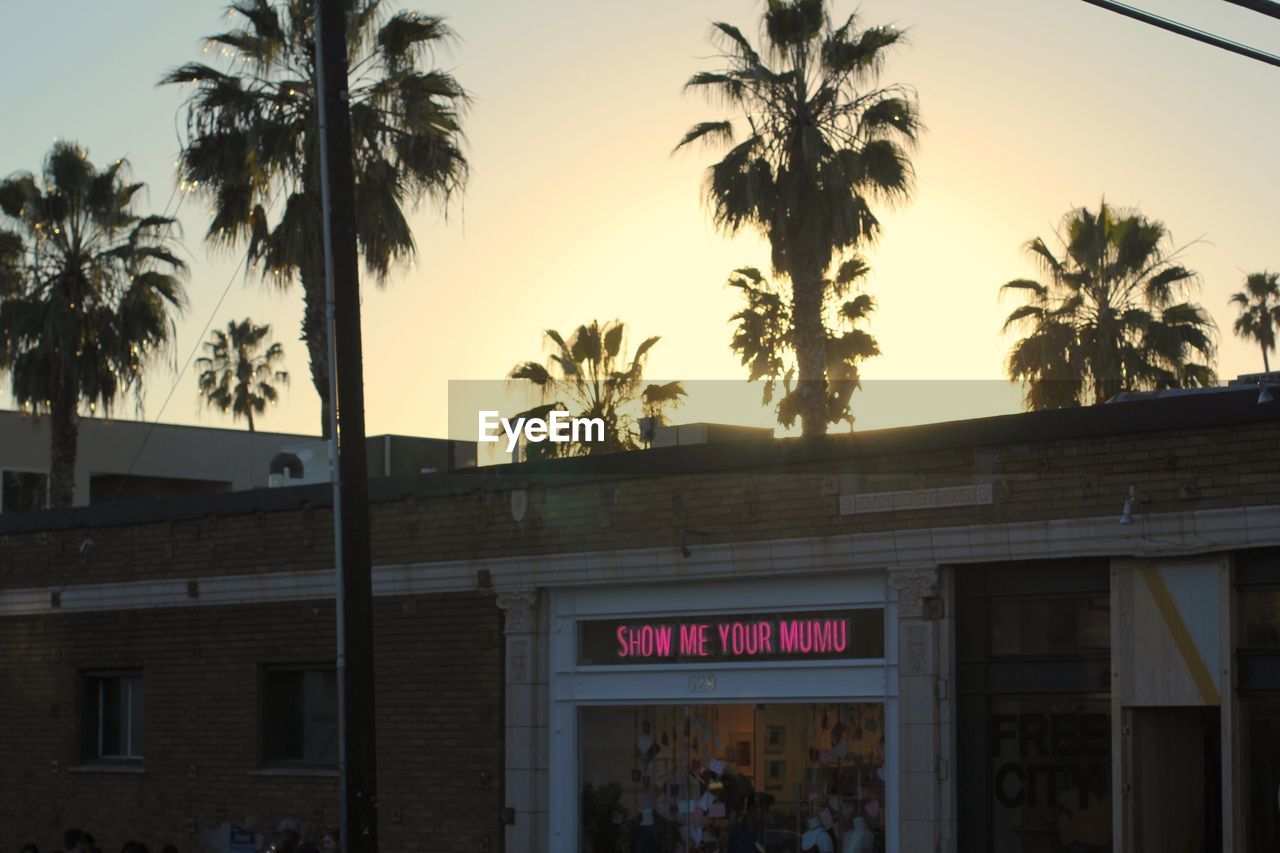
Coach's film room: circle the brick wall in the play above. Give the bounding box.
[3,420,1278,590]
[2,410,1279,850]
[0,592,503,853]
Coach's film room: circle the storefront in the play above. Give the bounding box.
[956,560,1113,853]
[547,573,897,852]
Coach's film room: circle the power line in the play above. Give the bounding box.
[103,176,292,506]
[1080,0,1280,68]
[1223,0,1280,21]
[107,239,251,503]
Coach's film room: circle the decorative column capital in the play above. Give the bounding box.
[496,588,538,634]
[889,567,939,619]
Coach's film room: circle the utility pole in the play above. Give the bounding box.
[315,1,379,851]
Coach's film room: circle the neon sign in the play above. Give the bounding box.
[577,609,884,665]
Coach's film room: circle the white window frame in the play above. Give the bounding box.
[85,670,144,761]
[549,573,900,853]
[260,663,339,768]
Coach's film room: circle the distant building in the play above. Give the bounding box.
[0,409,476,511]
[1,382,1278,853]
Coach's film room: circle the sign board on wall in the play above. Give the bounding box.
[228,827,256,853]
[577,608,884,665]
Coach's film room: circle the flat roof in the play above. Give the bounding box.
[0,408,316,441]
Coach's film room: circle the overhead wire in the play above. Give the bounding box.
[1079,0,1280,68]
[99,183,282,513]
[1222,0,1280,21]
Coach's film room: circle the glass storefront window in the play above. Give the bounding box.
[579,702,886,852]
[987,697,1111,852]
[1243,587,1280,649]
[988,596,1110,657]
[1238,564,1280,850]
[1244,695,1280,851]
[957,561,1112,852]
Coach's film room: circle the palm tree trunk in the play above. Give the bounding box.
[48,385,79,508]
[300,260,332,438]
[247,408,256,433]
[790,268,829,436]
[1092,315,1121,404]
[1093,370,1120,405]
[1263,344,1271,373]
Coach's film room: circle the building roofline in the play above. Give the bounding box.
[0,408,318,442]
[2,386,1277,535]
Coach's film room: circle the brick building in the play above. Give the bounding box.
[2,386,1279,853]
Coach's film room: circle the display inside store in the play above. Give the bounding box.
[580,702,886,852]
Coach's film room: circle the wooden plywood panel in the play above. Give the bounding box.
[1113,559,1221,708]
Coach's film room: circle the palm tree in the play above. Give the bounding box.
[163,0,468,435]
[0,142,187,507]
[677,0,919,435]
[196,318,289,431]
[728,257,879,430]
[1229,271,1280,372]
[1000,201,1216,409]
[509,320,685,458]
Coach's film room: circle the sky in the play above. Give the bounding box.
[1,0,1278,442]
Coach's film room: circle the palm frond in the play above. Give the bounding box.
[377,11,453,70]
[1000,203,1215,408]
[673,121,735,152]
[163,0,469,420]
[710,22,760,64]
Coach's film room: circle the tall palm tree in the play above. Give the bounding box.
[509,320,685,458]
[1229,271,1280,372]
[0,142,187,507]
[677,0,919,435]
[1001,201,1216,409]
[196,318,289,431]
[728,257,879,430]
[163,0,468,435]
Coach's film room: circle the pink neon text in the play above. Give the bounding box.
[614,618,846,659]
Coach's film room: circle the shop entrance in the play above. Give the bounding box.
[551,575,895,853]
[1123,706,1222,853]
[956,560,1112,852]
[579,702,887,853]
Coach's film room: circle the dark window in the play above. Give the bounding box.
[1243,695,1280,851]
[957,560,1111,852]
[80,672,144,761]
[1,470,48,512]
[1242,586,1280,650]
[1237,550,1280,691]
[88,473,231,505]
[262,666,337,766]
[1235,549,1280,850]
[988,595,1110,657]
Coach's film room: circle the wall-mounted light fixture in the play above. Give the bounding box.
[1119,486,1137,526]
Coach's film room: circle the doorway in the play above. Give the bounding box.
[1123,706,1221,853]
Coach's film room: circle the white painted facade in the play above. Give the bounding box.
[0,409,313,508]
[546,575,898,852]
